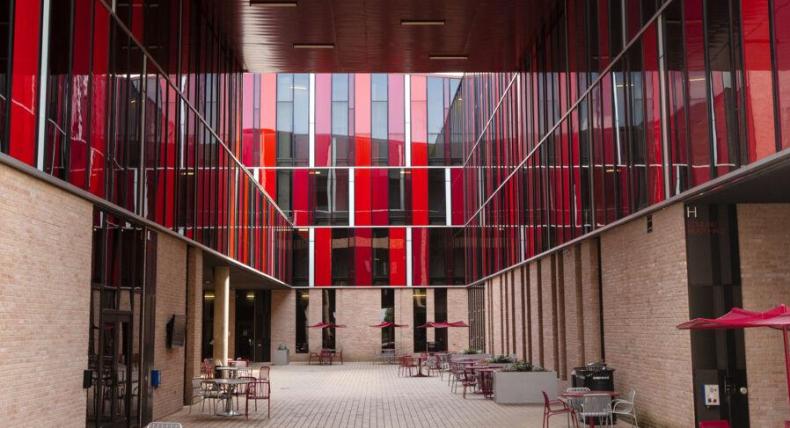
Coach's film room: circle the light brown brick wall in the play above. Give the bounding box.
[153,234,187,419]
[492,276,504,355]
[183,247,203,404]
[447,288,469,353]
[271,290,299,361]
[336,289,382,361]
[513,268,526,361]
[529,262,543,365]
[308,289,323,355]
[395,289,414,354]
[580,239,602,362]
[541,256,557,372]
[0,164,93,427]
[228,288,236,359]
[562,247,581,380]
[737,203,790,426]
[601,203,694,428]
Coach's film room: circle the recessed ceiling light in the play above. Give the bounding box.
[250,1,298,6]
[429,55,468,60]
[401,19,445,26]
[294,43,335,49]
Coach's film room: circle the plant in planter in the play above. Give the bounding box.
[462,348,482,355]
[494,360,557,404]
[488,354,515,364]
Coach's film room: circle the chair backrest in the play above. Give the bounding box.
[582,394,612,413]
[201,380,218,392]
[566,387,591,393]
[542,391,552,407]
[146,423,183,428]
[248,380,271,399]
[624,389,636,403]
[320,349,332,357]
[699,421,731,428]
[258,365,270,380]
[191,377,203,390]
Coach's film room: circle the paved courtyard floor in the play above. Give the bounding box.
[164,363,630,428]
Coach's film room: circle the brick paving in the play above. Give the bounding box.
[164,363,631,427]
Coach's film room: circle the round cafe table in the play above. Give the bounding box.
[559,390,620,428]
[215,366,244,378]
[209,378,250,417]
[411,355,431,377]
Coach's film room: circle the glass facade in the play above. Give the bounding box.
[242,73,466,287]
[446,0,790,284]
[0,0,293,284]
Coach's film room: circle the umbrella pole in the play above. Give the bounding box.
[785,327,790,412]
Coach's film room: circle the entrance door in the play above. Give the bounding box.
[93,311,139,428]
[686,204,750,426]
[234,290,272,362]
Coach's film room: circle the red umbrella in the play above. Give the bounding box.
[370,321,408,328]
[309,322,347,328]
[417,322,451,328]
[448,321,469,328]
[677,304,790,418]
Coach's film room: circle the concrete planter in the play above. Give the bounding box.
[273,349,289,365]
[493,370,558,404]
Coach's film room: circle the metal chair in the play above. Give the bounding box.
[563,387,591,412]
[188,378,204,414]
[146,423,182,428]
[542,391,579,428]
[611,389,638,427]
[245,380,271,419]
[578,393,613,428]
[200,380,223,414]
[399,355,416,377]
[460,368,478,399]
[258,365,271,381]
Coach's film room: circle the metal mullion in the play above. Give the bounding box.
[768,0,783,153]
[701,0,717,180]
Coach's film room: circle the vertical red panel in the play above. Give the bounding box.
[410,75,427,166]
[685,0,712,186]
[355,228,372,286]
[315,228,332,286]
[261,74,277,196]
[315,74,332,166]
[388,74,405,166]
[131,0,144,40]
[292,169,310,226]
[89,1,109,197]
[776,0,790,150]
[355,168,372,225]
[743,0,777,161]
[411,168,428,225]
[242,74,255,166]
[451,168,464,225]
[68,0,93,189]
[8,0,42,165]
[355,74,371,166]
[642,26,665,204]
[371,168,389,225]
[412,228,429,286]
[389,227,406,286]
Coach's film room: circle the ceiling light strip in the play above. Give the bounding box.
[429,55,468,60]
[401,19,446,26]
[293,43,335,49]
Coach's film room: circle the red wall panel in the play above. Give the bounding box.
[355,168,372,225]
[412,227,429,286]
[261,74,277,195]
[8,0,42,165]
[355,74,371,166]
[389,227,406,286]
[315,228,332,286]
[315,74,332,166]
[354,228,372,286]
[371,168,389,225]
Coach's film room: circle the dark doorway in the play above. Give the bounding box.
[685,204,749,427]
[88,210,156,427]
[235,290,272,362]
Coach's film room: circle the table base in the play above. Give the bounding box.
[216,409,242,417]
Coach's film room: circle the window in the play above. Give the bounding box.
[322,290,336,349]
[389,169,412,224]
[427,77,445,164]
[331,229,354,285]
[372,74,388,165]
[332,74,352,165]
[276,73,309,166]
[292,232,309,286]
[276,170,292,217]
[413,289,427,352]
[314,169,350,225]
[295,290,309,353]
[372,229,389,285]
[434,289,448,352]
[381,289,395,350]
[428,168,446,224]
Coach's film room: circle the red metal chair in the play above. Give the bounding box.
[257,365,270,381]
[308,351,320,365]
[542,391,578,428]
[461,368,478,399]
[234,376,257,409]
[319,349,334,365]
[699,421,730,428]
[399,355,417,377]
[245,379,271,419]
[479,370,494,399]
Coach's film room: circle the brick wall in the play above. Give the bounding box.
[153,234,187,419]
[513,267,526,361]
[737,203,790,426]
[395,289,414,354]
[580,239,602,362]
[600,203,695,428]
[183,247,203,405]
[446,288,469,353]
[336,289,382,361]
[0,164,93,427]
[270,290,298,361]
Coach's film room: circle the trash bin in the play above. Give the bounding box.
[571,362,616,424]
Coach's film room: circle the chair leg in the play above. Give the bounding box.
[267,398,271,418]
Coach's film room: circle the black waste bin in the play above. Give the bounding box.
[571,363,616,424]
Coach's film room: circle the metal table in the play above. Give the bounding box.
[209,378,250,417]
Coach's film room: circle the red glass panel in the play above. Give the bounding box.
[371,168,388,225]
[89,1,110,197]
[355,168,372,225]
[388,74,405,166]
[742,0,777,161]
[315,228,332,286]
[261,74,277,195]
[776,0,790,150]
[411,75,427,166]
[315,73,331,166]
[389,227,406,286]
[355,228,372,286]
[8,0,42,165]
[412,228,429,286]
[411,167,428,225]
[292,169,310,225]
[685,0,712,185]
[355,74,371,166]
[642,25,665,204]
[451,168,464,225]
